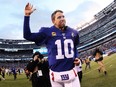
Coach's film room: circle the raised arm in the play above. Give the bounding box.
[23,3,37,41]
[23,3,48,45]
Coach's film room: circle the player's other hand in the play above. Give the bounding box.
[25,3,36,16]
[74,58,80,66]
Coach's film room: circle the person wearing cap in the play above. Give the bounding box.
[26,52,51,87]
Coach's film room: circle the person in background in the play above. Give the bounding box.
[26,52,51,87]
[24,3,80,87]
[17,67,21,75]
[93,48,107,75]
[75,58,83,83]
[1,66,5,80]
[85,57,91,70]
[0,67,5,81]
[11,66,17,80]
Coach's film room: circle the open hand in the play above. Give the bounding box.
[25,3,36,16]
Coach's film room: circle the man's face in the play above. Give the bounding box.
[52,12,66,29]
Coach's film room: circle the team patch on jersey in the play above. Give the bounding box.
[52,32,56,36]
[71,32,74,37]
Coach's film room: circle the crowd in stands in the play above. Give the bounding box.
[79,39,116,60]
[0,1,115,86]
[79,8,116,46]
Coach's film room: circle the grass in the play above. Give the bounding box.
[0,73,31,87]
[0,53,116,87]
[81,53,116,87]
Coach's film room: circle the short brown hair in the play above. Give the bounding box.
[51,10,63,21]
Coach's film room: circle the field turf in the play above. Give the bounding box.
[0,53,116,87]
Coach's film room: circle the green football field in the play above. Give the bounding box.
[81,53,116,87]
[0,53,116,87]
[0,72,31,87]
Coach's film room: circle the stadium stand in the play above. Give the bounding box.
[77,1,116,58]
[0,0,115,67]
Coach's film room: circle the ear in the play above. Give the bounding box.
[52,19,55,24]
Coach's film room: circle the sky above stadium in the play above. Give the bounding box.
[0,0,114,40]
